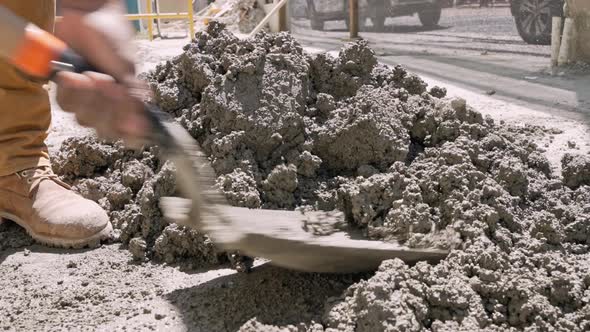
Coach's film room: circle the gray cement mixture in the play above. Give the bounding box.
[2,24,590,331]
[52,137,226,267]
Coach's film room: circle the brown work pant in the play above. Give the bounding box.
[0,1,55,176]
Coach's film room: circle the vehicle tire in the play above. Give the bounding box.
[368,0,386,31]
[371,14,385,32]
[310,18,325,30]
[418,3,442,28]
[307,0,325,30]
[512,0,563,45]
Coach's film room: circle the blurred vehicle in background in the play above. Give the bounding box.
[510,0,564,44]
[453,0,509,6]
[306,0,449,31]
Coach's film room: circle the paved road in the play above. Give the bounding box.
[290,6,590,123]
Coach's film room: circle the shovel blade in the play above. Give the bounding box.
[205,206,449,273]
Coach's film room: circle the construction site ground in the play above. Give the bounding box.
[2,6,590,331]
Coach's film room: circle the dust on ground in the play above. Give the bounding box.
[3,23,590,331]
[0,241,360,331]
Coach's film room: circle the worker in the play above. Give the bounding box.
[0,1,148,247]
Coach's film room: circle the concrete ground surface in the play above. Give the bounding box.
[2,6,590,331]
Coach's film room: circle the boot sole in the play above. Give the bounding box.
[0,212,113,249]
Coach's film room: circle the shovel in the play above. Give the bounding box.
[0,6,449,272]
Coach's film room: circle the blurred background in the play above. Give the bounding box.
[286,0,590,119]
[54,0,590,117]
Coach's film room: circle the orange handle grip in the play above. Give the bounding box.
[11,24,68,78]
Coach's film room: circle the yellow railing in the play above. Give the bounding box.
[56,0,194,41]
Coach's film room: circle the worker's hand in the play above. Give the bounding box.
[54,0,149,147]
[55,71,149,147]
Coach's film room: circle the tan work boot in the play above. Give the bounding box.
[0,166,112,248]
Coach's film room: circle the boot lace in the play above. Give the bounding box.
[16,167,61,190]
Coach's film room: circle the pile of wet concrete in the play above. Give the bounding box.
[53,23,590,330]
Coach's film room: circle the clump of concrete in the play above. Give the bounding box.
[148,24,557,253]
[53,137,224,267]
[147,23,444,213]
[561,153,590,189]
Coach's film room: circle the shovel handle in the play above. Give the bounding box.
[50,48,101,76]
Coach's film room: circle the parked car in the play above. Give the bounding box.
[453,0,509,6]
[306,0,448,31]
[510,0,564,44]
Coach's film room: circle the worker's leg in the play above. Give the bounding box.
[0,1,111,247]
[0,1,54,176]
